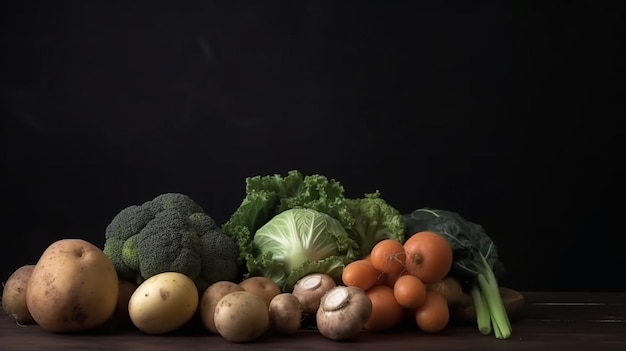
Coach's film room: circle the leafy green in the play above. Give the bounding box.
[222,170,352,264]
[403,208,512,339]
[247,208,357,291]
[221,170,405,290]
[345,191,405,255]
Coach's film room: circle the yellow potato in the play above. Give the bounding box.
[128,272,199,334]
[26,239,119,333]
[2,264,36,324]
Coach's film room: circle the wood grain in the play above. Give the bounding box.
[1,292,625,351]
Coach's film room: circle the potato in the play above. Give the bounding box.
[239,276,281,308]
[128,272,199,335]
[269,293,302,335]
[199,281,244,334]
[26,239,119,333]
[214,291,269,342]
[113,280,137,324]
[2,264,36,324]
[428,276,472,309]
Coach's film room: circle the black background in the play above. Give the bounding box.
[1,1,623,292]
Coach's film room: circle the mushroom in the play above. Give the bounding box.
[316,286,372,341]
[292,273,336,315]
[269,293,302,336]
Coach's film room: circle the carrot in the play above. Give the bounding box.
[341,259,382,291]
[369,239,406,276]
[403,231,453,284]
[380,270,408,288]
[414,290,450,333]
[364,285,405,331]
[393,274,427,309]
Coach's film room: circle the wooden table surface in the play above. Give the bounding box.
[1,291,625,351]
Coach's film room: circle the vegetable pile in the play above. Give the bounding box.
[403,208,512,339]
[221,170,404,291]
[1,169,522,343]
[341,234,454,334]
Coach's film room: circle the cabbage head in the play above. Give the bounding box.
[245,208,357,291]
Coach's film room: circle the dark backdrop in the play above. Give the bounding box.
[2,1,623,292]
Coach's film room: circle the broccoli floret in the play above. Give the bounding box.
[103,202,160,280]
[103,193,241,292]
[189,212,241,292]
[122,235,139,271]
[152,193,204,215]
[136,209,203,280]
[103,239,134,280]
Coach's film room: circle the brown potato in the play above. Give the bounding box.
[26,239,119,333]
[427,276,472,309]
[269,293,302,335]
[199,281,245,333]
[2,264,36,324]
[239,276,281,308]
[113,280,138,324]
[214,291,269,342]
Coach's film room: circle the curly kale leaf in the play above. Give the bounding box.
[345,191,405,257]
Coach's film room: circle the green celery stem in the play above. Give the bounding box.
[477,268,512,339]
[470,284,492,335]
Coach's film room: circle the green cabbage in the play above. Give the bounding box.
[221,170,405,291]
[246,208,357,291]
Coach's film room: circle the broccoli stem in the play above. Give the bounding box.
[476,255,512,339]
[470,284,492,335]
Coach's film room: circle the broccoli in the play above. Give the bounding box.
[103,193,241,293]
